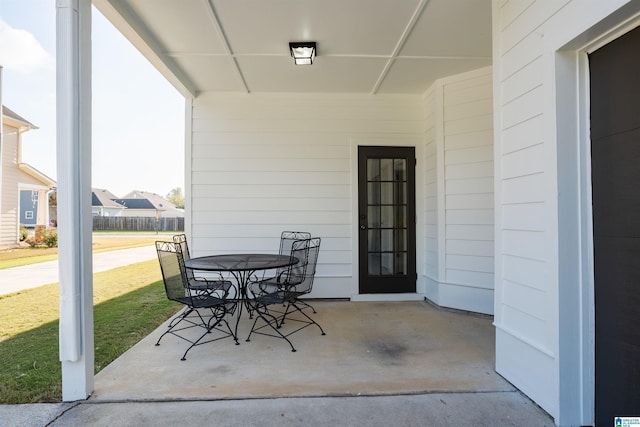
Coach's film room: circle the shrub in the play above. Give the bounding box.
[42,229,58,248]
[19,225,28,241]
[23,228,58,248]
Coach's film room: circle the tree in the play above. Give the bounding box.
[166,187,185,208]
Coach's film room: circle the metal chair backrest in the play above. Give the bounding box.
[284,237,320,294]
[173,234,200,282]
[156,241,190,303]
[274,231,311,281]
[279,231,311,255]
[173,234,191,258]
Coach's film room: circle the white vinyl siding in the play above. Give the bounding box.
[189,93,425,298]
[423,86,438,285]
[1,124,21,248]
[493,0,638,423]
[423,66,495,314]
[1,123,53,249]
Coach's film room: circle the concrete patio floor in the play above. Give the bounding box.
[84,300,553,425]
[93,300,508,400]
[0,300,555,426]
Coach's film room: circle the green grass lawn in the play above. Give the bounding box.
[0,260,179,403]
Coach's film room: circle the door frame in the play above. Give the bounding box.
[357,145,417,294]
[555,13,640,425]
[349,138,425,301]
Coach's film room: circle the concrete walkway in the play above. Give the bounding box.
[0,245,156,296]
[0,392,555,426]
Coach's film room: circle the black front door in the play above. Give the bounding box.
[589,25,640,425]
[358,146,416,293]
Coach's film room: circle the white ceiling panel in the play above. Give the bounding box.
[95,0,493,96]
[173,55,246,92]
[212,0,421,56]
[378,57,492,94]
[400,0,493,57]
[125,0,227,54]
[237,56,390,93]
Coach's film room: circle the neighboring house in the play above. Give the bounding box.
[0,106,55,249]
[113,190,184,218]
[57,1,640,424]
[91,188,125,216]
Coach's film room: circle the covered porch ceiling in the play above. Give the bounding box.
[93,0,492,97]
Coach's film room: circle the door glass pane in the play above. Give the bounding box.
[394,159,407,181]
[381,229,393,251]
[368,230,380,251]
[395,182,406,204]
[395,229,407,251]
[394,253,407,274]
[394,206,406,227]
[367,159,380,181]
[381,182,394,204]
[368,182,381,204]
[381,206,394,228]
[368,253,380,275]
[368,206,380,228]
[381,253,393,275]
[381,159,393,181]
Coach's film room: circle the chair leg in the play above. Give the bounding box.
[156,307,200,346]
[246,303,297,352]
[295,299,317,313]
[167,306,194,328]
[207,306,239,345]
[156,306,237,360]
[288,301,326,335]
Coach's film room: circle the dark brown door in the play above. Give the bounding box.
[358,146,416,293]
[590,25,640,426]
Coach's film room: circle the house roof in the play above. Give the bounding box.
[93,0,492,97]
[92,188,125,208]
[116,190,177,211]
[112,198,155,210]
[2,105,38,131]
[18,163,56,187]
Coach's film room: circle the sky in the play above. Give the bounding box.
[0,0,185,198]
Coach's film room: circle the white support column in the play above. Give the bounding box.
[56,0,94,401]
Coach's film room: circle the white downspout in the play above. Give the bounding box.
[56,0,94,401]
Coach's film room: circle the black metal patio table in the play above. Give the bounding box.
[183,253,298,341]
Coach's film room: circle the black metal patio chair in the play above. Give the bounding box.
[247,231,311,317]
[155,241,238,360]
[173,234,233,294]
[246,237,324,351]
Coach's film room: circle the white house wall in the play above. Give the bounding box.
[0,123,34,249]
[188,93,426,298]
[423,85,439,298]
[492,0,639,424]
[423,67,495,315]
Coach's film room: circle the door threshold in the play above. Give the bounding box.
[351,293,424,302]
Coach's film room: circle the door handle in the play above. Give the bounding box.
[360,225,366,230]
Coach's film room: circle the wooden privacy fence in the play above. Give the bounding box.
[93,216,184,232]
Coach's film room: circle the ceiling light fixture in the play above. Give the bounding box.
[289,42,316,65]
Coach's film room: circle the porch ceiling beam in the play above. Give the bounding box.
[203,0,250,93]
[371,0,431,94]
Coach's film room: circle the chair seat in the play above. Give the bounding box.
[246,237,324,352]
[252,290,305,305]
[189,278,233,292]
